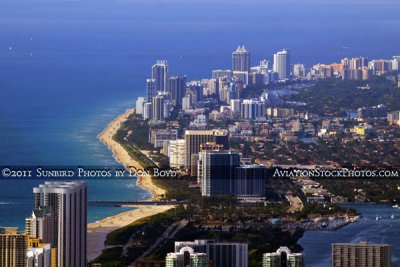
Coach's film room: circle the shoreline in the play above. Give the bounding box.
[97,108,166,200]
[87,204,175,261]
[88,109,170,261]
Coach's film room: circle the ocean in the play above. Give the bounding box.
[0,0,399,265]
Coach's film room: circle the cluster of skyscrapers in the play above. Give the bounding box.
[0,181,87,267]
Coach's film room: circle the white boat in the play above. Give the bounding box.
[376,216,379,221]
[392,204,399,208]
[391,214,395,219]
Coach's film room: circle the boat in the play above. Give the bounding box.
[376,216,380,221]
[392,204,399,208]
[391,214,395,219]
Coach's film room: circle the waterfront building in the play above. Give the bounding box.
[212,69,233,80]
[26,243,53,267]
[184,129,229,174]
[392,56,400,71]
[0,227,27,267]
[368,60,392,75]
[135,97,147,115]
[152,92,171,121]
[25,206,54,246]
[273,49,291,80]
[175,240,248,267]
[152,60,169,92]
[293,64,306,78]
[33,181,87,267]
[263,246,304,267]
[168,76,186,107]
[332,241,391,267]
[150,128,178,148]
[146,78,157,102]
[311,64,335,79]
[168,139,186,169]
[232,46,251,72]
[166,247,208,267]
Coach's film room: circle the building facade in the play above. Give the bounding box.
[0,227,27,267]
[332,241,391,267]
[232,46,251,72]
[273,49,291,80]
[33,181,87,267]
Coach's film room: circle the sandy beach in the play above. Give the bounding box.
[87,205,175,261]
[98,108,166,199]
[89,109,171,261]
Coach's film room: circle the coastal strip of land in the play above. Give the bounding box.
[88,109,170,261]
[87,205,175,261]
[97,108,166,199]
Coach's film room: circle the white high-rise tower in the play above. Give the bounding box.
[273,49,291,80]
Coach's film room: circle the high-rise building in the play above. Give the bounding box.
[332,241,391,267]
[230,99,241,114]
[174,240,248,267]
[33,181,87,267]
[25,206,54,246]
[0,227,27,267]
[168,139,186,169]
[146,79,157,102]
[241,100,266,120]
[212,69,233,80]
[207,242,248,267]
[150,128,178,148]
[135,97,147,115]
[392,56,400,71]
[184,129,229,174]
[232,46,251,72]
[168,76,186,107]
[198,150,240,196]
[166,247,208,267]
[273,49,291,80]
[368,60,392,75]
[26,243,53,267]
[263,247,304,267]
[233,71,249,85]
[293,64,306,78]
[152,92,171,121]
[152,60,169,92]
[143,102,152,120]
[233,165,267,198]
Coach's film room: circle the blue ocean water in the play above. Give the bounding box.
[0,0,399,263]
[299,205,400,266]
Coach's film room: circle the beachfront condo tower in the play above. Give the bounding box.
[232,46,251,72]
[33,181,87,267]
[152,60,169,93]
[273,49,291,80]
[0,227,27,267]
